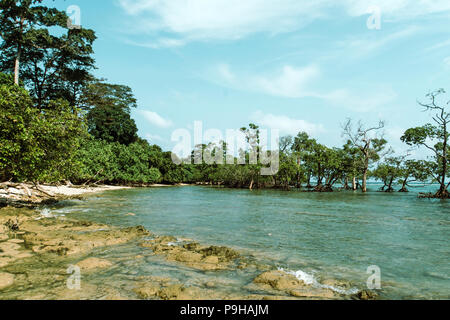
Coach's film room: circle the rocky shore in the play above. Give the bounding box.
[0,189,378,300]
[0,182,130,208]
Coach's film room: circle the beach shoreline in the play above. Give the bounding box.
[0,183,193,208]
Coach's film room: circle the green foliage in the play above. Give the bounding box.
[72,138,162,184]
[0,81,86,182]
[372,157,403,191]
[83,80,138,145]
[0,72,15,86]
[0,0,96,107]
[0,83,38,181]
[401,89,450,197]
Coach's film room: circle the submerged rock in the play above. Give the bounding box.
[252,270,344,300]
[198,246,240,262]
[0,272,14,290]
[141,237,241,271]
[254,270,307,291]
[76,258,113,272]
[134,277,219,301]
[353,289,378,300]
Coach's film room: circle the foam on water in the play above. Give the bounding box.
[34,208,57,220]
[278,268,359,295]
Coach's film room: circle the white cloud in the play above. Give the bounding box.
[117,0,450,47]
[336,26,420,59]
[145,133,166,142]
[426,39,450,52]
[444,57,450,68]
[251,111,325,136]
[118,0,323,47]
[214,63,319,98]
[321,87,397,112]
[213,63,396,112]
[140,110,173,128]
[255,65,320,98]
[217,63,235,82]
[344,0,450,20]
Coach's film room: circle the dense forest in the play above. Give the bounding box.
[0,1,449,198]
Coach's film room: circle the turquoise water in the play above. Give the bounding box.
[53,185,449,299]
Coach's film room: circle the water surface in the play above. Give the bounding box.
[52,185,449,299]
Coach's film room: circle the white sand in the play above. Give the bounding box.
[38,185,131,197]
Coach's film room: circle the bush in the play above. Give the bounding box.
[72,138,163,184]
[0,84,85,182]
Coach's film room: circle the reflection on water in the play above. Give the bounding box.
[50,184,449,299]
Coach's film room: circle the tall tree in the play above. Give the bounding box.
[82,80,139,145]
[240,123,261,190]
[0,0,59,84]
[401,89,450,198]
[342,141,361,190]
[0,0,96,107]
[292,132,316,188]
[342,119,388,192]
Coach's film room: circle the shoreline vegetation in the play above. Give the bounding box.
[0,187,377,300]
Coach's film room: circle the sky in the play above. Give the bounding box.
[47,0,450,155]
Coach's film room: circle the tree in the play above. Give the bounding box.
[0,0,46,84]
[240,123,262,190]
[342,141,361,190]
[274,150,298,190]
[372,157,403,192]
[342,119,388,192]
[0,0,96,107]
[83,80,139,145]
[0,80,87,182]
[401,89,450,198]
[291,132,316,188]
[21,26,96,108]
[72,138,163,185]
[398,160,431,192]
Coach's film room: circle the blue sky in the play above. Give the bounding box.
[48,0,450,154]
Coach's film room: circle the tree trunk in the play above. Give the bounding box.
[14,45,21,85]
[386,177,394,192]
[399,178,409,192]
[362,153,369,193]
[439,122,448,197]
[362,169,368,193]
[306,172,312,188]
[343,177,350,190]
[296,157,301,188]
[352,176,357,190]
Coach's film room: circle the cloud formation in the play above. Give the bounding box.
[213,63,396,112]
[215,63,320,98]
[117,0,450,47]
[251,111,325,136]
[140,110,173,128]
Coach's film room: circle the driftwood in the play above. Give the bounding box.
[0,182,58,208]
[32,182,55,197]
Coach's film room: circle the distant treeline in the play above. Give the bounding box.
[0,1,448,198]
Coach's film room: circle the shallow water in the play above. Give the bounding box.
[50,184,449,299]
